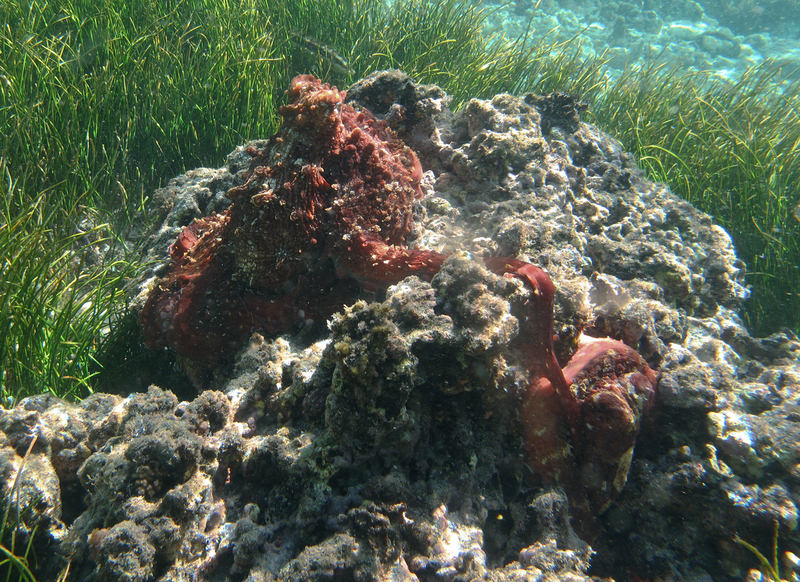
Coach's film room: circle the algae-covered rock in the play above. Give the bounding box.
[4,71,799,582]
[326,254,527,455]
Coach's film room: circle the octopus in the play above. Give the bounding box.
[140,75,658,541]
[489,258,658,540]
[140,74,447,376]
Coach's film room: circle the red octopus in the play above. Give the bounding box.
[140,75,446,375]
[140,75,657,540]
[487,258,658,540]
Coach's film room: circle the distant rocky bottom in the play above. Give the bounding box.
[483,0,800,85]
[1,71,799,582]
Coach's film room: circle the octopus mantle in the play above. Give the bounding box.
[140,75,658,540]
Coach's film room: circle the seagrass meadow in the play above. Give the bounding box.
[1,0,799,408]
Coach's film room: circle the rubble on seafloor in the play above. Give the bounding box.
[0,70,799,582]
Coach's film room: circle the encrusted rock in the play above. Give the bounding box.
[3,71,797,582]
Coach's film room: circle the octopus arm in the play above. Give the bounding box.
[483,257,580,426]
[333,232,447,291]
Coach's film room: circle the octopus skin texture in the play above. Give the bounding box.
[139,75,658,541]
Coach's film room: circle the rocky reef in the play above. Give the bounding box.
[1,71,798,582]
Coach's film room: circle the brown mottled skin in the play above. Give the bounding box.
[140,75,658,541]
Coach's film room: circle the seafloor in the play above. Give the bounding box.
[1,71,799,582]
